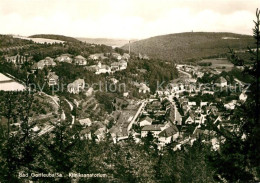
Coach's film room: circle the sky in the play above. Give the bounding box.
[0,0,259,39]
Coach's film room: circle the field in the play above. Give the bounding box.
[13,35,64,44]
[0,73,26,91]
[198,58,234,72]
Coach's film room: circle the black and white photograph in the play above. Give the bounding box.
[0,0,259,182]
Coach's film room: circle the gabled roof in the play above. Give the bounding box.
[141,116,153,123]
[158,125,178,137]
[79,118,92,126]
[74,78,85,84]
[216,76,227,84]
[75,55,86,60]
[61,53,72,57]
[111,62,120,66]
[48,72,59,80]
[142,124,163,131]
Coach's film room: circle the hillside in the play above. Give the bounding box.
[29,34,81,43]
[121,32,255,62]
[77,38,137,47]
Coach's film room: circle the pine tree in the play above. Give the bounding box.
[209,8,260,182]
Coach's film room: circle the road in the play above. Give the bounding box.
[177,69,192,78]
[127,100,147,132]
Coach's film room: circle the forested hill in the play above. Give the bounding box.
[122,32,255,62]
[29,34,81,43]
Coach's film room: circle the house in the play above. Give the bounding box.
[141,124,164,138]
[158,125,179,145]
[42,57,56,67]
[111,62,120,71]
[185,116,194,124]
[112,53,122,60]
[196,71,204,78]
[188,102,197,106]
[113,98,129,110]
[200,102,208,107]
[95,62,111,74]
[138,83,150,93]
[118,60,127,70]
[215,76,227,87]
[88,54,99,60]
[85,65,99,72]
[67,79,85,94]
[239,92,247,102]
[32,57,56,70]
[185,112,197,124]
[5,54,27,65]
[122,53,130,61]
[88,53,108,60]
[79,118,92,127]
[146,100,162,113]
[224,100,237,110]
[47,72,59,86]
[138,53,150,60]
[79,128,92,140]
[123,92,129,97]
[74,55,87,65]
[56,54,73,63]
[31,61,45,70]
[109,126,121,143]
[84,87,94,97]
[202,90,214,95]
[110,78,119,84]
[206,105,218,115]
[166,105,182,125]
[139,116,153,127]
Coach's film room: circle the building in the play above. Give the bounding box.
[216,76,227,87]
[5,54,29,65]
[79,118,92,127]
[112,53,122,60]
[89,53,108,60]
[31,61,45,70]
[95,62,111,74]
[122,53,130,61]
[42,57,56,66]
[118,60,127,70]
[47,72,59,86]
[56,54,73,63]
[123,92,129,97]
[139,116,153,127]
[67,79,85,94]
[141,124,164,138]
[166,105,182,125]
[32,57,56,70]
[113,98,129,110]
[88,54,99,60]
[138,83,150,93]
[158,125,179,145]
[224,100,237,110]
[74,55,87,65]
[239,92,247,102]
[111,62,120,71]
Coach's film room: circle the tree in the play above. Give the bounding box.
[209,9,260,182]
[0,91,40,182]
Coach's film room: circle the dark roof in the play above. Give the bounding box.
[158,125,178,137]
[142,125,163,131]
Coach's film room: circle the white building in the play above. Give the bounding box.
[139,116,153,127]
[67,79,85,94]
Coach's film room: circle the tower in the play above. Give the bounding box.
[128,41,131,55]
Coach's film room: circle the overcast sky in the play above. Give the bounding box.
[0,0,259,39]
